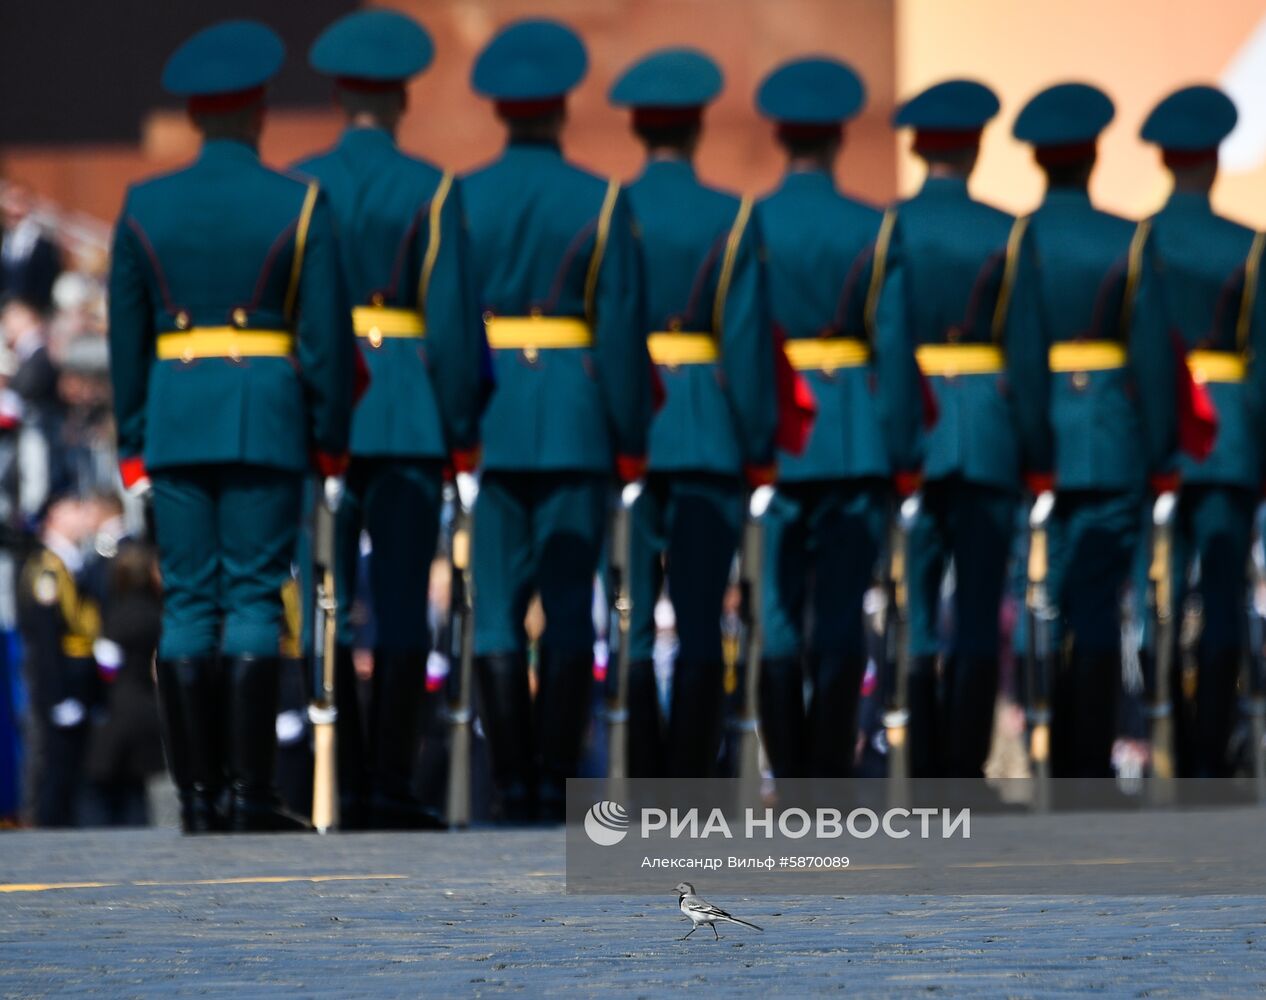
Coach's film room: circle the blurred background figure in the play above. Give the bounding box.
[17,493,99,826]
[1,184,63,315]
[82,540,164,826]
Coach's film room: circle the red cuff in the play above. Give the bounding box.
[893,470,923,498]
[313,451,349,478]
[1149,472,1180,495]
[616,454,646,484]
[744,464,777,488]
[119,456,148,490]
[451,447,481,474]
[1024,472,1054,496]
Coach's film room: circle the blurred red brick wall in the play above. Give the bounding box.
[0,0,899,228]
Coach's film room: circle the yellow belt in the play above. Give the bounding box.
[784,338,870,372]
[647,332,718,365]
[484,316,593,352]
[1048,341,1127,372]
[353,306,426,348]
[61,635,94,659]
[1187,349,1246,384]
[156,328,294,361]
[916,343,1004,376]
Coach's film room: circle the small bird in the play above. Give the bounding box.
[673,882,763,940]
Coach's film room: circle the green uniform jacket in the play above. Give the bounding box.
[461,140,650,472]
[108,139,354,472]
[292,126,484,459]
[626,158,776,475]
[756,169,893,481]
[1150,191,1266,489]
[878,176,1050,489]
[1028,190,1177,491]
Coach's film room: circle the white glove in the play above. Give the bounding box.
[456,471,480,513]
[50,698,86,728]
[1153,490,1177,528]
[126,477,153,502]
[323,475,345,513]
[620,480,644,510]
[1029,490,1055,530]
[749,485,776,519]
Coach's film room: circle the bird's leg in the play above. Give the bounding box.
[680,926,698,940]
[712,924,719,941]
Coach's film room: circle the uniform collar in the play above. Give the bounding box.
[197,138,261,166]
[504,137,563,157]
[339,124,397,152]
[1161,189,1213,215]
[1040,186,1093,209]
[640,155,696,182]
[43,530,82,575]
[780,167,837,192]
[918,174,970,198]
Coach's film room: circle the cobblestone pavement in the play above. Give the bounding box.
[1,821,1264,998]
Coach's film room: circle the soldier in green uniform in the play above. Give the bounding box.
[885,81,1051,779]
[462,20,650,820]
[609,48,777,778]
[1012,83,1178,779]
[107,22,355,832]
[296,9,484,828]
[752,57,906,778]
[1139,86,1265,777]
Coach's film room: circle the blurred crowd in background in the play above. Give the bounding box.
[0,180,167,828]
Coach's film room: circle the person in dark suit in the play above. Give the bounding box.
[83,541,165,826]
[1,185,62,315]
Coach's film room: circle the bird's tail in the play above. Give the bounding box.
[724,916,763,932]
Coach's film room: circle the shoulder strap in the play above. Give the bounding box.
[418,170,455,314]
[284,181,321,323]
[863,208,898,339]
[712,196,755,333]
[583,179,622,326]
[1236,231,1266,351]
[990,215,1031,342]
[1118,219,1151,341]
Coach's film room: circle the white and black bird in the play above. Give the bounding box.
[673,882,763,940]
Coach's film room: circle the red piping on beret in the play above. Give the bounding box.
[1162,147,1218,169]
[912,128,983,154]
[776,122,844,142]
[632,106,703,128]
[186,85,266,116]
[1034,140,1097,167]
[495,97,566,118]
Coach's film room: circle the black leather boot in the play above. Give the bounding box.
[945,656,1000,778]
[627,658,665,779]
[155,657,224,834]
[1067,650,1120,779]
[808,654,866,778]
[474,653,536,823]
[333,644,371,829]
[668,659,725,777]
[224,655,311,832]
[536,649,595,822]
[1193,648,1239,779]
[758,656,806,779]
[907,654,941,778]
[367,649,443,829]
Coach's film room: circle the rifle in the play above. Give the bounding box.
[308,477,340,834]
[605,487,634,784]
[1245,513,1266,802]
[1147,490,1178,801]
[883,494,919,809]
[1024,491,1056,813]
[733,512,764,795]
[445,490,476,828]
